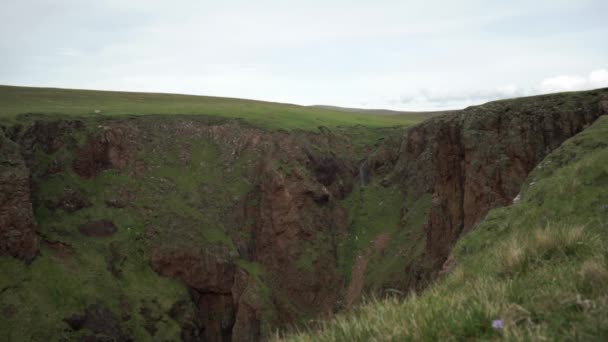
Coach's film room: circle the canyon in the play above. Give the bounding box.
[1,87,607,341]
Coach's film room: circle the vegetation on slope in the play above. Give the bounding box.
[337,181,431,290]
[280,115,608,341]
[0,85,422,130]
[0,118,256,340]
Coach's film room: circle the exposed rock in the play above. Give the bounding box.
[43,239,75,259]
[230,270,262,342]
[64,304,131,342]
[14,119,85,158]
[168,300,203,342]
[150,246,236,293]
[600,99,608,114]
[243,158,348,328]
[79,220,118,237]
[192,291,235,342]
[150,245,237,340]
[395,94,607,274]
[0,128,38,260]
[73,128,127,178]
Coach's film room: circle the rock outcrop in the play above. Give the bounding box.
[395,92,608,273]
[73,127,127,178]
[79,219,118,237]
[137,120,356,340]
[0,128,38,260]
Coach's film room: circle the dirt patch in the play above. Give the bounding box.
[79,220,117,237]
[64,304,131,341]
[43,239,75,259]
[344,232,390,307]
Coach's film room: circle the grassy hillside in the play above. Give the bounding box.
[0,119,246,340]
[311,105,452,121]
[280,115,608,341]
[0,85,424,130]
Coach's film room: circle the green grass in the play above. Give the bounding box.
[0,85,425,130]
[364,192,432,291]
[0,163,192,340]
[0,198,190,341]
[279,116,608,341]
[0,117,263,340]
[338,182,405,281]
[336,179,432,297]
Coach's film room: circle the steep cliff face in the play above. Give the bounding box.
[0,128,38,260]
[395,91,608,274]
[140,122,357,340]
[2,116,364,341]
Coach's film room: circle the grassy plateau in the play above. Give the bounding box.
[0,85,422,130]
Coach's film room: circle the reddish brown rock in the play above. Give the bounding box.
[143,122,357,340]
[150,246,236,293]
[43,239,75,260]
[79,220,118,237]
[230,269,262,342]
[242,153,349,328]
[0,129,38,261]
[73,127,127,178]
[395,93,608,274]
[63,304,131,342]
[150,245,237,340]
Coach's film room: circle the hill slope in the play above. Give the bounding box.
[281,115,608,341]
[0,85,423,130]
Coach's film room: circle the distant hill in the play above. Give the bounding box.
[0,85,436,130]
[311,104,454,121]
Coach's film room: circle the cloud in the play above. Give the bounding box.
[396,84,527,110]
[402,85,523,105]
[397,69,608,111]
[537,69,608,93]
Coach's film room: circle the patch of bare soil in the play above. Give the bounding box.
[345,232,390,307]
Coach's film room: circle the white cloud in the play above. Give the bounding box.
[395,69,608,111]
[537,69,608,93]
[589,69,608,87]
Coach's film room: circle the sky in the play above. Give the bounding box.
[1,0,607,111]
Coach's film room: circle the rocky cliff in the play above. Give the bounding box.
[393,90,608,279]
[0,128,38,261]
[1,115,371,341]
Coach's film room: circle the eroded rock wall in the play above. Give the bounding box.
[12,117,358,340]
[0,128,38,260]
[395,92,608,272]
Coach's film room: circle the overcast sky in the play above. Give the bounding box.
[1,0,607,111]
